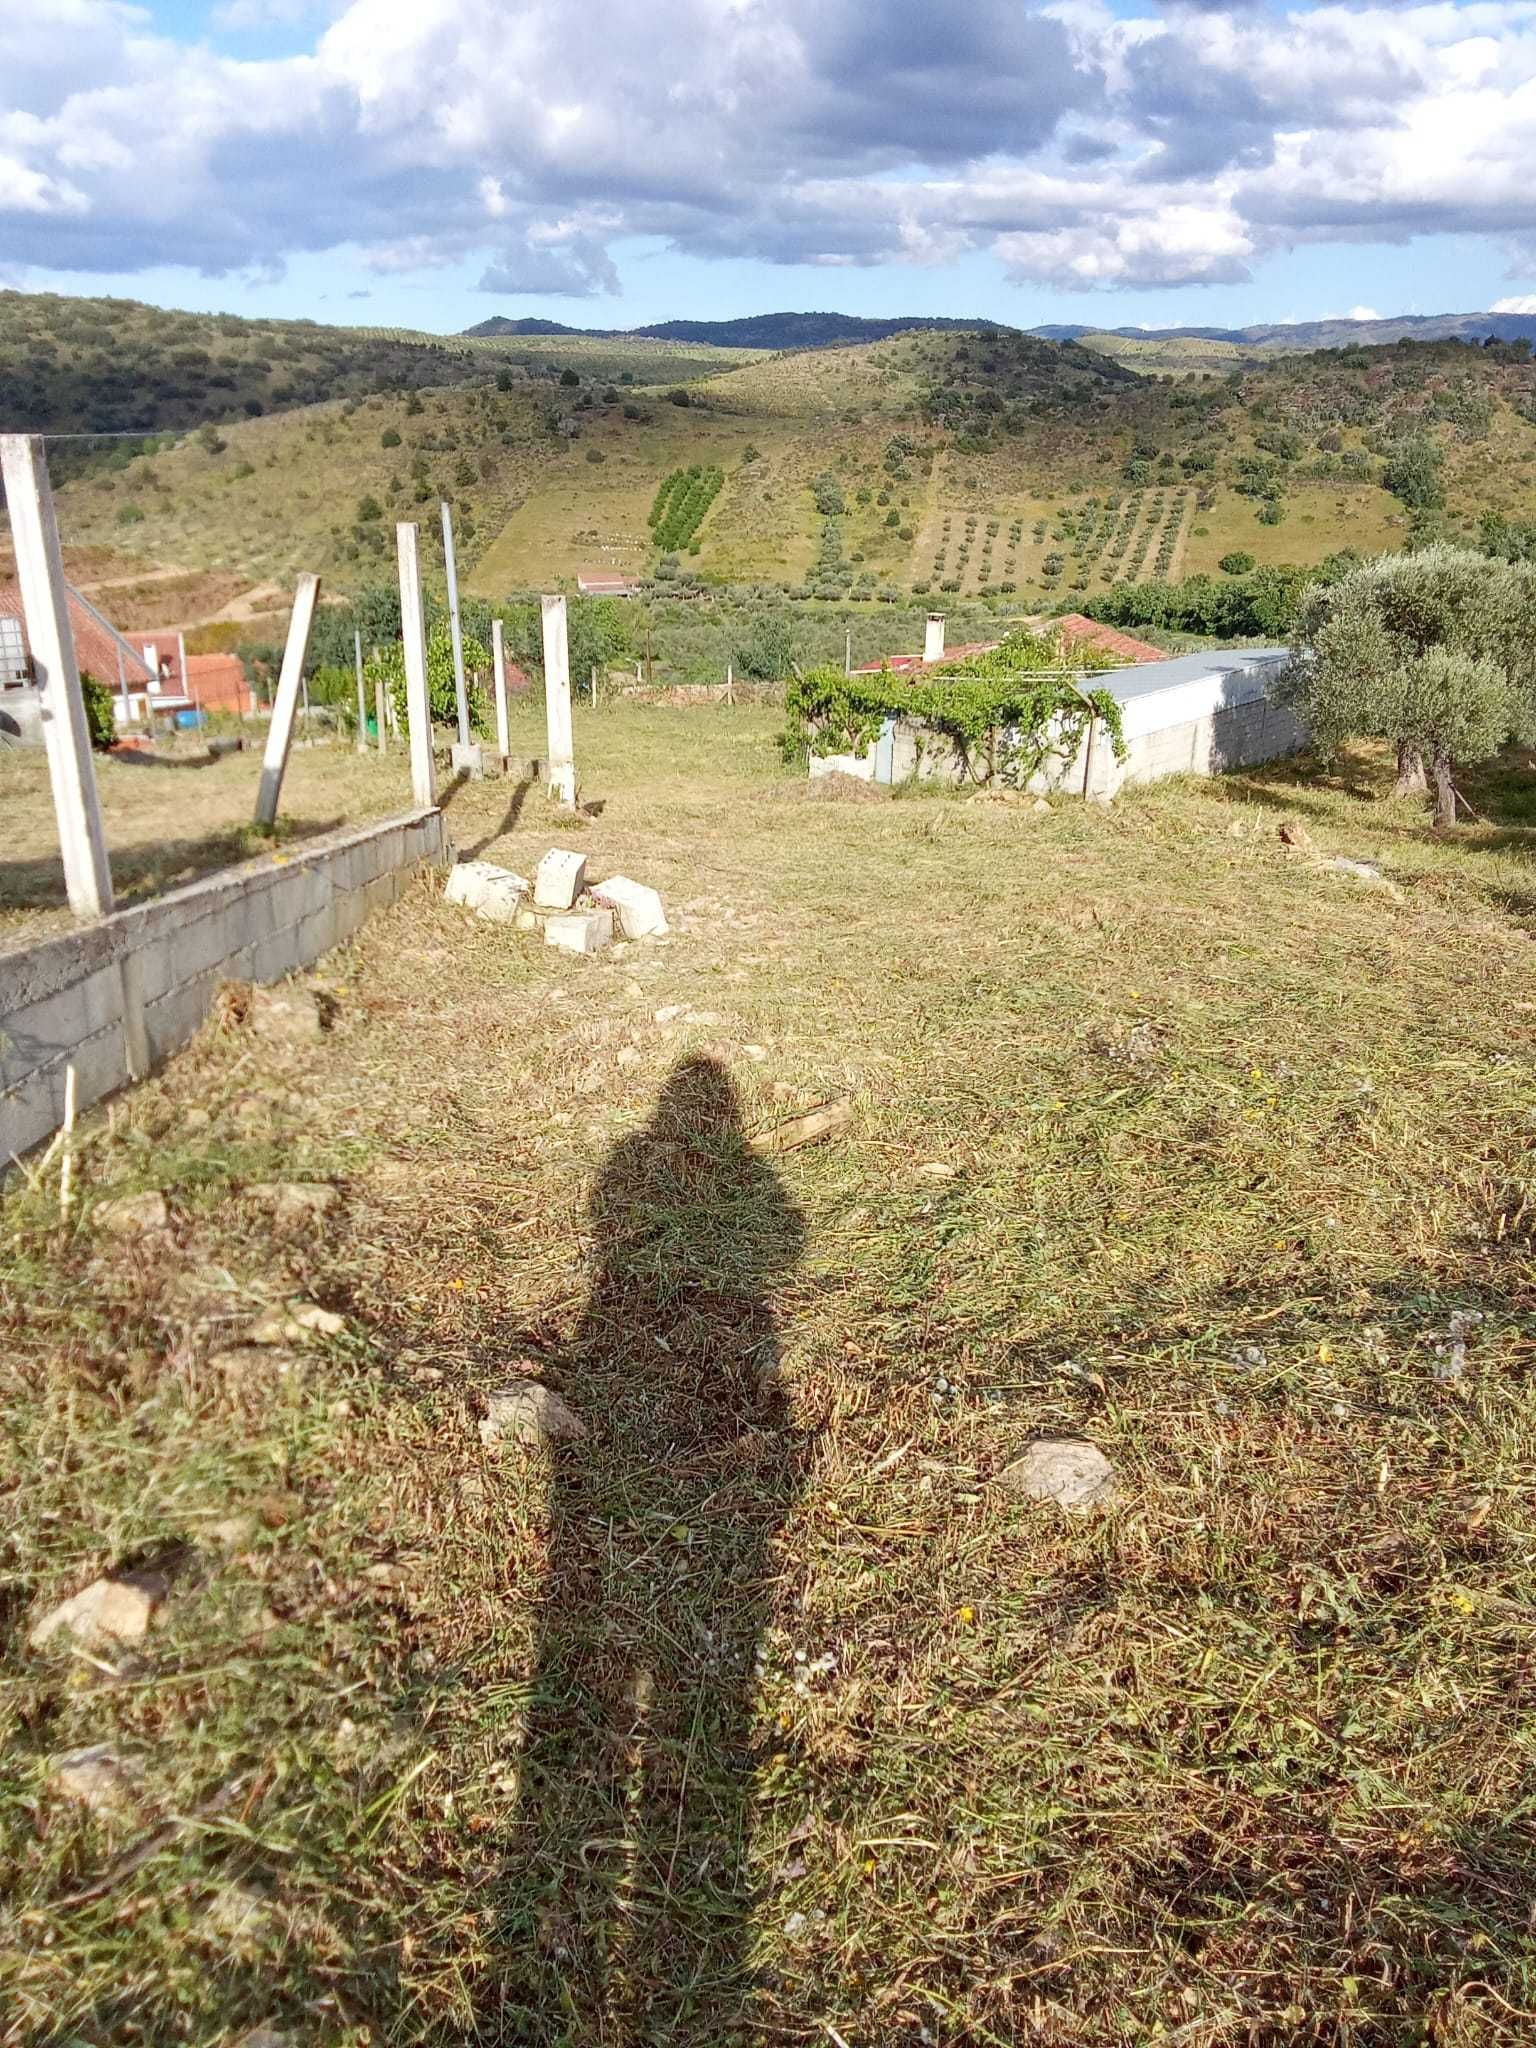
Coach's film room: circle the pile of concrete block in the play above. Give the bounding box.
[443,848,668,956]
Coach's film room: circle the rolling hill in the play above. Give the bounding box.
[463,311,1011,349]
[7,289,1536,643]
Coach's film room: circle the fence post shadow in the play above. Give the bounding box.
[482,1053,808,2043]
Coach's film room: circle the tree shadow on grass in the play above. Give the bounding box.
[480,1055,808,2046]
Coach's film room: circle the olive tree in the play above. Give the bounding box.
[1280,546,1536,825]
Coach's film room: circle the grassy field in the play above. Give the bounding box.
[4,704,1536,2045]
[0,740,422,945]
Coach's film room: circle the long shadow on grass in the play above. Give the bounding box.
[0,819,344,920]
[482,1055,808,2044]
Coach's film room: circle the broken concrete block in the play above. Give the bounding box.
[30,1571,169,1652]
[533,848,588,909]
[748,1098,853,1155]
[94,1191,170,1237]
[544,909,613,955]
[592,875,669,940]
[449,741,485,781]
[444,860,529,924]
[480,1382,587,1449]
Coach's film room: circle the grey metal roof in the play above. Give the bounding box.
[1097,647,1288,705]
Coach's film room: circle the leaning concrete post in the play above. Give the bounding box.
[1,434,114,919]
[396,523,437,808]
[253,573,320,827]
[541,594,576,807]
[491,617,511,768]
[354,630,369,753]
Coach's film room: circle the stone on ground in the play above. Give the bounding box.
[49,1744,141,1815]
[444,859,529,924]
[592,875,669,939]
[248,985,324,1042]
[1278,820,1314,849]
[250,1300,345,1345]
[30,1570,169,1652]
[533,848,588,909]
[480,1382,588,1449]
[998,1437,1117,1513]
[544,909,613,955]
[243,1182,338,1227]
[94,1190,170,1236]
[210,1343,302,1384]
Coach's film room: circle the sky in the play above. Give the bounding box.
[5,0,1536,336]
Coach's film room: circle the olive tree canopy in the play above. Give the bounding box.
[1279,546,1536,825]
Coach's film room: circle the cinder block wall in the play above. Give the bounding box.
[0,807,445,1161]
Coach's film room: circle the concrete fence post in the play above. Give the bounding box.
[541,594,576,808]
[492,617,511,769]
[0,434,115,919]
[354,630,369,754]
[441,500,481,777]
[396,523,438,809]
[254,573,321,828]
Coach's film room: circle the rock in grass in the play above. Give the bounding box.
[1278,820,1313,850]
[998,1438,1117,1513]
[248,986,324,1043]
[480,1382,587,1450]
[748,1098,853,1156]
[249,1301,345,1346]
[94,1190,170,1236]
[29,1571,169,1652]
[49,1744,141,1815]
[233,2032,295,2048]
[243,1181,339,1228]
[209,1343,302,1385]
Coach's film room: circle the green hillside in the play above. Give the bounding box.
[12,292,1536,627]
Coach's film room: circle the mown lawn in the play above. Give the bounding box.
[3,705,1535,2046]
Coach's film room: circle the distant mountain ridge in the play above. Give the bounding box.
[463,310,1009,348]
[465,306,1536,353]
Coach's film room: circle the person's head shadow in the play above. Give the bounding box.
[487,1055,807,2043]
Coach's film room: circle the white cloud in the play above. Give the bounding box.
[6,0,1536,296]
[1492,293,1536,313]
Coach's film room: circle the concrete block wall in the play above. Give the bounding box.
[0,807,445,1161]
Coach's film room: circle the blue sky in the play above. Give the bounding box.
[7,0,1536,336]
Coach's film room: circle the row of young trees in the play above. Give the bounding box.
[648,466,724,553]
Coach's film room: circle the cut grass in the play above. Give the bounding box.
[3,707,1536,2045]
[0,741,424,945]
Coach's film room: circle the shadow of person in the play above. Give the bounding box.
[486,1056,808,2046]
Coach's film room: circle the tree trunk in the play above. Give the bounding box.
[1394,740,1427,797]
[1431,744,1457,828]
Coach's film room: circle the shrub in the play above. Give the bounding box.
[79,670,116,750]
[356,494,382,522]
[1219,551,1255,576]
[667,388,692,407]
[381,428,401,448]
[586,448,606,464]
[559,368,580,388]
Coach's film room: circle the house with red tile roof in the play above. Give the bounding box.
[1048,613,1166,666]
[0,579,166,743]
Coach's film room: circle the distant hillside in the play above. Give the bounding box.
[0,290,485,441]
[1032,310,1536,352]
[464,310,1010,350]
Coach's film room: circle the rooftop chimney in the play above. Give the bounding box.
[923,613,946,664]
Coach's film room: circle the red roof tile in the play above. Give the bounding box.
[1050,614,1166,665]
[0,581,156,690]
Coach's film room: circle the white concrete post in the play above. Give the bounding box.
[0,434,114,919]
[375,673,388,756]
[541,594,576,807]
[440,500,470,750]
[177,630,189,701]
[254,573,321,827]
[491,617,511,766]
[354,630,369,753]
[396,523,437,808]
